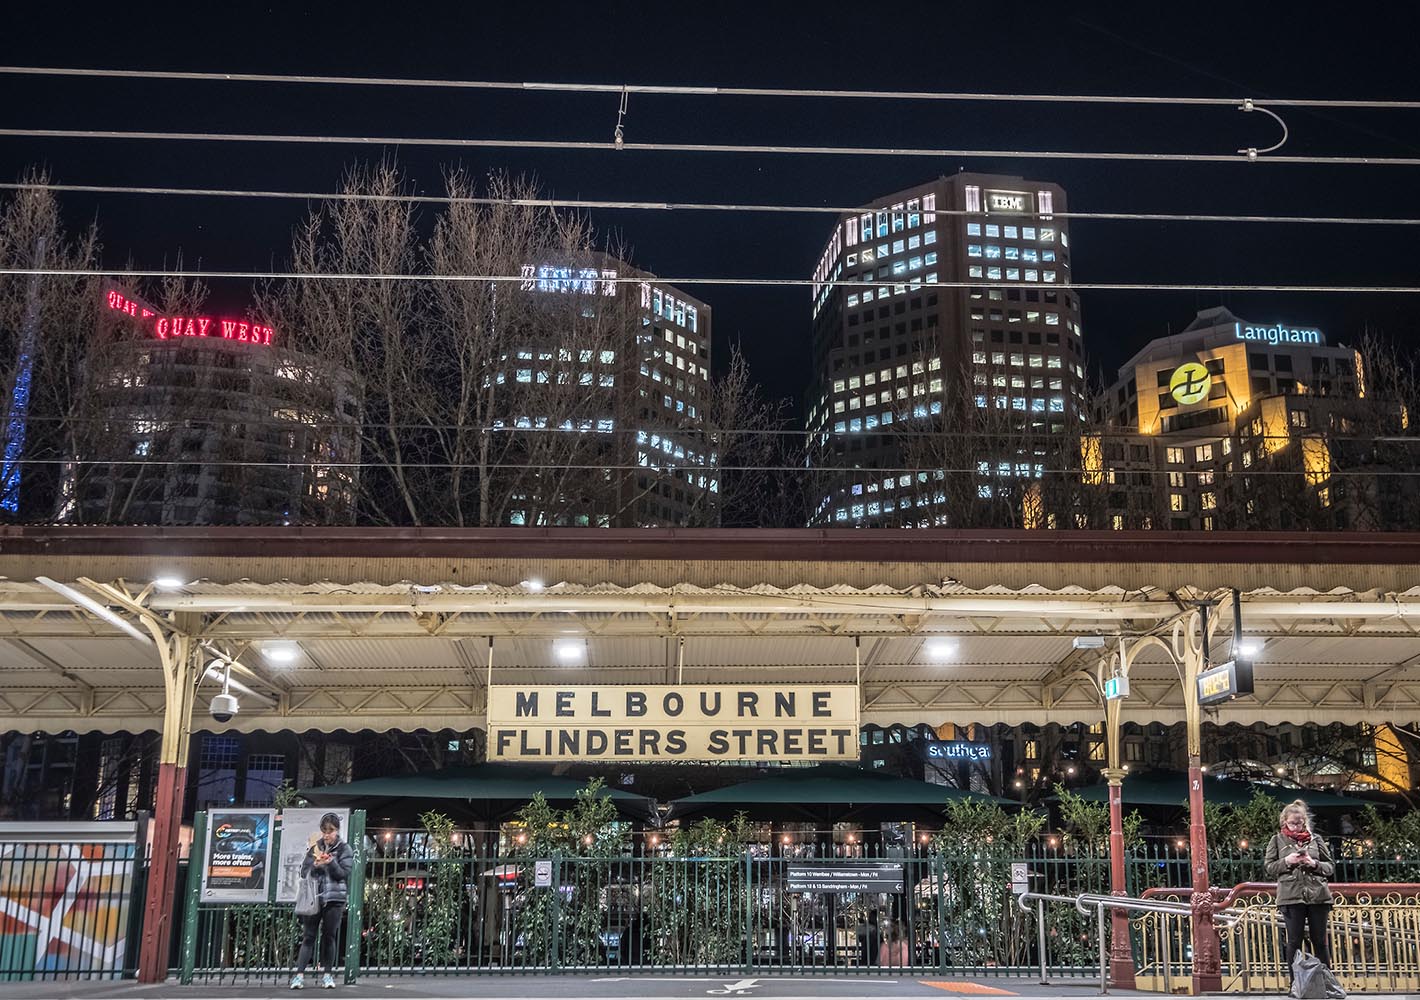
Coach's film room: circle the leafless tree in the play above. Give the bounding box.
[0,171,102,518]
[891,356,1109,529]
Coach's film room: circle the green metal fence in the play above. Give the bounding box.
[177,827,1420,981]
[180,810,368,985]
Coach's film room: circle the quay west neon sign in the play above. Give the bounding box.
[106,290,274,347]
[1235,321,1322,347]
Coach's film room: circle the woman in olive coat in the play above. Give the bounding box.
[1263,799,1335,975]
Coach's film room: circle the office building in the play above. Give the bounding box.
[1091,306,1407,530]
[806,174,1087,527]
[507,254,716,527]
[56,287,361,525]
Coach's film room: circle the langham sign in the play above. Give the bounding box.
[487,684,861,761]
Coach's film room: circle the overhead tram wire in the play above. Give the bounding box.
[5,180,1420,228]
[10,457,1420,478]
[8,266,1420,294]
[3,65,1420,110]
[5,127,1420,167]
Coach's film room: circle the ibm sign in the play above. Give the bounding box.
[985,190,1030,213]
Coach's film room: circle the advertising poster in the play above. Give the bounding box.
[276,808,350,902]
[201,809,274,902]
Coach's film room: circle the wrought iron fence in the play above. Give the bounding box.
[172,832,1420,983]
[1132,888,1420,994]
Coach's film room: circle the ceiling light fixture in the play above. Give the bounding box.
[153,575,185,589]
[263,643,300,663]
[555,640,583,662]
[924,638,958,661]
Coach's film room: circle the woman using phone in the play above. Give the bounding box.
[291,813,354,990]
[1264,799,1334,979]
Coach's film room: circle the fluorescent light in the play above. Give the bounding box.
[1237,639,1263,657]
[153,575,185,589]
[1072,636,1106,650]
[555,640,583,662]
[262,643,300,663]
[924,638,958,661]
[524,579,545,593]
[36,577,152,644]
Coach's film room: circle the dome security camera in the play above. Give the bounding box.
[210,692,240,723]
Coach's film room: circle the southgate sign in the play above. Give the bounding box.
[487,684,860,761]
[1235,322,1322,346]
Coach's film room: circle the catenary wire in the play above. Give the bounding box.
[11,457,1420,477]
[2,65,1418,110]
[14,414,1414,444]
[8,266,1420,294]
[5,180,1420,228]
[6,126,1420,166]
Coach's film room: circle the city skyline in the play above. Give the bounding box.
[3,7,1420,417]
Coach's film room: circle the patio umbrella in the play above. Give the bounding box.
[1059,769,1370,811]
[300,761,658,824]
[665,763,1011,825]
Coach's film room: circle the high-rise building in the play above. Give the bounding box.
[806,174,1087,527]
[57,287,362,525]
[507,253,716,527]
[1091,306,1409,531]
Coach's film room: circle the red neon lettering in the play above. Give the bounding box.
[106,290,119,309]
[185,318,198,337]
[141,309,154,319]
[197,318,211,337]
[237,322,250,342]
[156,318,170,339]
[221,321,237,339]
[261,326,273,345]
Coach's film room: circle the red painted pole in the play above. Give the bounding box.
[137,761,187,982]
[1188,760,1222,993]
[1106,775,1136,989]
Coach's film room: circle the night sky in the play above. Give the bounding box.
[6,3,1420,417]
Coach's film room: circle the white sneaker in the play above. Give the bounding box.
[289,974,304,990]
[321,974,336,989]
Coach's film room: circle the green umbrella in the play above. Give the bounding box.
[301,762,657,823]
[1060,769,1368,810]
[666,763,1012,824]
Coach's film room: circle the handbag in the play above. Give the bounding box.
[294,874,321,917]
[1292,950,1346,999]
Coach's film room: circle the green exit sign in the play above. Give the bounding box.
[1104,675,1130,700]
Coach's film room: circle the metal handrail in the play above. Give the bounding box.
[1017,889,1231,995]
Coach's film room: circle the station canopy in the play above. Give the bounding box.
[2,527,1420,737]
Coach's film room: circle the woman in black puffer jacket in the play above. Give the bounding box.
[291,813,354,990]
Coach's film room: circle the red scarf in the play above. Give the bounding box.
[1283,826,1312,845]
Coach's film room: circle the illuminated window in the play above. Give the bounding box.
[1201,492,1217,510]
[1195,444,1214,462]
[967,222,981,236]
[1166,447,1184,464]
[968,245,983,257]
[1025,740,1039,760]
[1169,493,1185,512]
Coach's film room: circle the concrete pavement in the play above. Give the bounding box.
[0,975,1305,1000]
